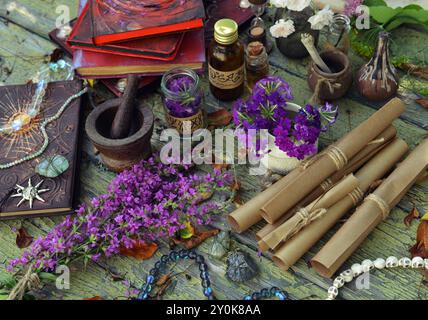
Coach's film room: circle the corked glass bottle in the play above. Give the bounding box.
[246,41,269,91]
[208,19,245,101]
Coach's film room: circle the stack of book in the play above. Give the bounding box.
[69,0,206,78]
[49,0,254,95]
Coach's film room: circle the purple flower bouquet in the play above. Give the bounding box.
[9,156,233,273]
[233,76,338,160]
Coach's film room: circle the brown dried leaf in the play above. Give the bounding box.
[119,241,158,260]
[207,108,232,127]
[16,227,33,249]
[212,163,230,171]
[416,99,428,110]
[172,228,219,249]
[410,220,428,259]
[83,296,103,300]
[231,181,241,192]
[404,207,420,227]
[156,273,172,286]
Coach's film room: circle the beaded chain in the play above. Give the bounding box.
[326,256,428,300]
[0,87,88,170]
[138,249,289,301]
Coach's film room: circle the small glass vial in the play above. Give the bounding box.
[246,41,269,92]
[208,19,245,101]
[161,67,205,134]
[325,14,351,53]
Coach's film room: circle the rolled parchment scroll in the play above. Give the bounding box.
[311,138,428,278]
[272,138,408,271]
[260,98,406,224]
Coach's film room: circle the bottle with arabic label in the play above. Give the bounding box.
[208,19,245,101]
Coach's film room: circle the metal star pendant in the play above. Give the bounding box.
[11,178,50,208]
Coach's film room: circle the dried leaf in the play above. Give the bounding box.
[231,181,241,191]
[416,99,428,109]
[119,241,158,260]
[16,227,33,249]
[83,296,103,300]
[172,228,219,249]
[207,108,232,127]
[156,273,172,286]
[404,207,420,227]
[194,191,213,204]
[212,163,230,171]
[410,220,428,259]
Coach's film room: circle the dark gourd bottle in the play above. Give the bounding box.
[208,19,245,101]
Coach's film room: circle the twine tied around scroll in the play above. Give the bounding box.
[301,145,348,171]
[320,178,333,191]
[348,187,365,206]
[365,193,390,220]
[282,207,328,243]
[7,265,40,300]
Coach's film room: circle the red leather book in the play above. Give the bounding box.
[68,2,185,61]
[73,29,206,78]
[91,0,205,45]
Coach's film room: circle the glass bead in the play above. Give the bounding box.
[251,293,260,300]
[204,287,213,297]
[57,60,66,69]
[149,268,158,275]
[49,63,58,72]
[147,275,155,284]
[260,288,269,297]
[196,255,204,264]
[179,250,188,258]
[188,251,197,259]
[244,295,252,300]
[161,255,169,263]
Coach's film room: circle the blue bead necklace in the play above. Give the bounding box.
[137,249,288,301]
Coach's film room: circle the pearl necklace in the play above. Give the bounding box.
[326,256,428,300]
[0,87,87,170]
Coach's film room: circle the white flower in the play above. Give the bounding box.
[286,0,311,11]
[270,0,288,8]
[239,0,251,9]
[308,6,334,30]
[269,19,295,38]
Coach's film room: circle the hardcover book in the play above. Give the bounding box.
[48,23,159,97]
[90,0,205,45]
[68,2,186,61]
[73,29,206,78]
[0,80,84,219]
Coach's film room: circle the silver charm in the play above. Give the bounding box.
[11,178,50,208]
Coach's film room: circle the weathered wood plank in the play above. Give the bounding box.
[0,0,79,39]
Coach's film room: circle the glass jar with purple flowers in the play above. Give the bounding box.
[161,67,206,134]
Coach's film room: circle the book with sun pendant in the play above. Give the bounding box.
[0,80,84,219]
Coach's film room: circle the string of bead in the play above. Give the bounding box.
[138,249,289,301]
[0,87,88,170]
[326,256,427,300]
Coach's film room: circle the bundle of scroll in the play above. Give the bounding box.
[228,98,428,278]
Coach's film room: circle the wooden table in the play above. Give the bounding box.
[0,1,427,300]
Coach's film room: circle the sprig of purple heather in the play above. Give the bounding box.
[164,75,203,118]
[8,156,233,273]
[232,76,338,160]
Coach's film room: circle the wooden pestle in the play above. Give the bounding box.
[301,33,332,73]
[110,75,140,139]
